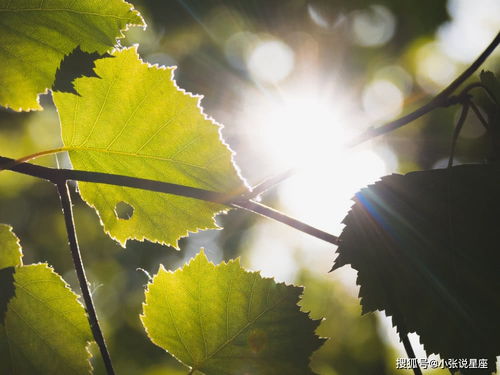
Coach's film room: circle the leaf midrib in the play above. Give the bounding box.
[192,290,287,372]
[66,146,209,170]
[0,8,136,21]
[7,307,83,374]
[14,279,89,337]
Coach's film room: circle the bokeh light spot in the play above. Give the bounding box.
[247,39,295,84]
[415,42,459,93]
[362,79,403,121]
[351,5,395,47]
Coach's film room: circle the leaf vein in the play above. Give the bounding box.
[135,104,191,153]
[70,146,209,171]
[196,273,208,357]
[106,81,160,150]
[247,273,258,321]
[194,293,288,371]
[8,307,82,374]
[0,8,137,21]
[79,58,123,147]
[225,269,234,341]
[14,280,89,337]
[162,288,196,363]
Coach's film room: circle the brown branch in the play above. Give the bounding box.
[0,156,339,246]
[349,31,500,146]
[57,181,115,375]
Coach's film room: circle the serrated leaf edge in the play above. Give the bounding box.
[140,250,324,373]
[3,261,94,374]
[68,46,248,248]
[0,0,145,112]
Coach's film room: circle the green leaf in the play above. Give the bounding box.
[141,251,324,375]
[53,47,112,95]
[0,224,22,269]
[0,0,143,111]
[332,164,500,374]
[53,47,247,248]
[0,225,92,374]
[0,224,21,324]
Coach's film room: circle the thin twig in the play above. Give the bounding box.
[461,82,498,105]
[242,168,295,200]
[400,332,423,375]
[0,156,339,246]
[0,147,65,172]
[468,100,490,130]
[350,31,500,146]
[448,101,470,168]
[56,181,116,375]
[233,199,339,245]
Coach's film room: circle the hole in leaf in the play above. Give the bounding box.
[114,201,134,220]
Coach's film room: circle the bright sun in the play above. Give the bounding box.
[257,95,347,170]
[241,90,388,187]
[239,89,391,280]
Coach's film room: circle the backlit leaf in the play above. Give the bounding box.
[53,47,247,248]
[0,224,21,323]
[0,0,143,111]
[332,164,500,374]
[53,47,112,95]
[0,225,92,374]
[141,251,324,375]
[0,223,22,269]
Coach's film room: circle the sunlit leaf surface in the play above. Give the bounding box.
[332,164,500,374]
[0,0,143,111]
[141,251,324,375]
[0,224,22,269]
[53,47,246,248]
[0,225,92,374]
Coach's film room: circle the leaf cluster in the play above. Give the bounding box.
[0,1,325,374]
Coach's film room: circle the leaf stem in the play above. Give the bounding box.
[447,101,470,168]
[468,100,490,130]
[1,155,339,246]
[0,147,66,172]
[242,168,295,200]
[349,31,500,146]
[56,181,116,375]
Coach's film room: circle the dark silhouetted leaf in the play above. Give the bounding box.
[0,224,21,324]
[0,0,143,111]
[53,46,112,95]
[0,268,15,324]
[332,164,500,374]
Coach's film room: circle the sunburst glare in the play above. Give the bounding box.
[239,87,391,278]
